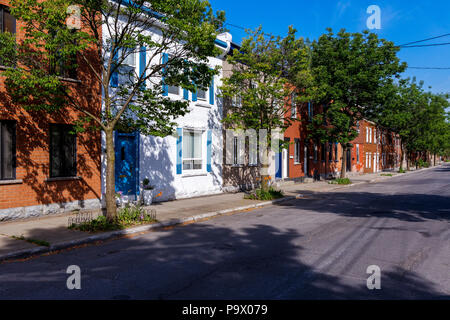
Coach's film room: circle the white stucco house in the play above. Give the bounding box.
[100,6,233,204]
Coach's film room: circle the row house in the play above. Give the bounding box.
[0,1,102,221]
[104,21,233,202]
[280,102,402,181]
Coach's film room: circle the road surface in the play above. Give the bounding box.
[0,165,449,299]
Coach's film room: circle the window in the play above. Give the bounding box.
[182,130,202,171]
[366,127,369,143]
[248,137,257,166]
[308,102,313,121]
[291,93,297,118]
[0,121,16,180]
[329,143,333,162]
[356,144,360,163]
[231,95,242,108]
[313,143,318,162]
[373,129,377,144]
[0,6,16,34]
[321,143,325,162]
[0,6,16,67]
[118,47,135,85]
[50,124,77,178]
[294,139,300,163]
[233,137,238,165]
[368,152,372,168]
[197,88,207,101]
[369,128,372,144]
[49,29,78,79]
[335,143,338,161]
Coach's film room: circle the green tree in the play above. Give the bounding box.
[307,29,406,178]
[1,0,225,221]
[220,26,311,189]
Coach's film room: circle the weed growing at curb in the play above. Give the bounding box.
[245,187,284,200]
[328,178,352,185]
[380,173,393,177]
[12,235,50,247]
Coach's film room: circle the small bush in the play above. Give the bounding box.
[380,173,393,177]
[245,187,284,200]
[415,159,430,168]
[398,168,406,173]
[329,178,352,185]
[69,204,157,232]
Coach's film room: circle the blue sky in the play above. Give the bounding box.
[210,0,450,95]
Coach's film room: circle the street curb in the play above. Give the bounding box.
[0,195,296,262]
[1,165,443,262]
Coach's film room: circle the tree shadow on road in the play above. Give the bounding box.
[0,217,448,300]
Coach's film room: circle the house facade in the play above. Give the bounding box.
[105,24,233,203]
[0,1,102,221]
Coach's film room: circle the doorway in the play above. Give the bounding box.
[115,131,139,197]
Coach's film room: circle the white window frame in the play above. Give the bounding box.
[182,129,204,173]
[294,139,301,164]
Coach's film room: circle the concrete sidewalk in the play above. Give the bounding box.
[0,165,439,261]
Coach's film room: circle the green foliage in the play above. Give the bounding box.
[220,26,311,145]
[4,0,225,135]
[415,159,429,168]
[69,204,157,232]
[12,235,50,247]
[307,29,406,147]
[329,178,352,185]
[398,168,406,173]
[245,187,284,200]
[380,173,393,177]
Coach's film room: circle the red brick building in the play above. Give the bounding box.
[282,98,401,181]
[0,1,102,220]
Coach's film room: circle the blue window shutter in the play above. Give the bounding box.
[183,88,189,100]
[111,49,118,88]
[192,82,197,102]
[176,128,183,174]
[162,53,168,96]
[206,130,212,172]
[139,46,146,89]
[209,75,214,105]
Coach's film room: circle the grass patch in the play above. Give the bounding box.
[380,173,393,177]
[244,187,284,200]
[12,235,50,247]
[328,178,352,185]
[69,205,157,232]
[398,168,406,173]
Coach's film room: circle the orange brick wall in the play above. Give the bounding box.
[0,0,102,211]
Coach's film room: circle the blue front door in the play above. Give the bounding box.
[115,131,139,196]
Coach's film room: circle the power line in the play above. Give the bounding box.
[408,67,450,70]
[398,33,450,46]
[401,42,450,48]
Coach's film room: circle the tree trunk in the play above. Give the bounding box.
[105,129,117,221]
[406,152,410,171]
[399,143,405,171]
[340,144,347,179]
[433,154,436,166]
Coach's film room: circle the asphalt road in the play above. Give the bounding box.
[0,165,449,299]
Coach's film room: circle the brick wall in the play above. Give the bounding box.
[0,0,102,214]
